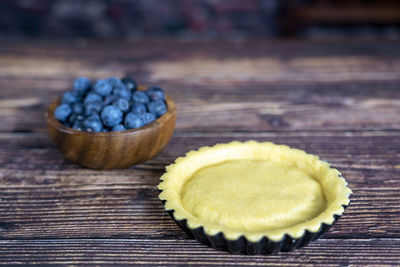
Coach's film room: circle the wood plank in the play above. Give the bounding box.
[0,40,400,133]
[0,133,399,239]
[0,40,399,85]
[297,6,400,23]
[0,238,399,265]
[0,187,399,240]
[1,80,400,133]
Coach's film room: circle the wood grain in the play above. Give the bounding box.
[1,132,399,240]
[0,40,400,265]
[1,239,399,265]
[0,40,400,133]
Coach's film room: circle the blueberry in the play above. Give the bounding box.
[83,118,103,132]
[107,77,128,94]
[76,114,85,121]
[104,95,116,105]
[107,77,125,89]
[87,113,100,121]
[141,112,156,125]
[146,86,165,101]
[68,114,77,124]
[101,77,133,100]
[62,91,78,105]
[122,77,137,91]
[54,104,72,122]
[132,91,150,104]
[112,124,126,132]
[85,101,103,116]
[72,120,84,131]
[93,79,113,96]
[124,112,144,129]
[113,98,130,113]
[147,99,167,118]
[71,114,84,130]
[84,92,102,104]
[73,77,91,95]
[72,103,84,114]
[101,105,123,127]
[130,103,147,114]
[113,86,131,100]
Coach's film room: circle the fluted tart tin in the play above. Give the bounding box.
[158,141,351,254]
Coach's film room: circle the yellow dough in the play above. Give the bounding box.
[181,160,326,232]
[159,141,351,242]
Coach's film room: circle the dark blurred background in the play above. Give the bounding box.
[1,0,400,40]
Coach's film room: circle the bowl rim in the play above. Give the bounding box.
[46,89,176,137]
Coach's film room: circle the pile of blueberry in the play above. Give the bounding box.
[54,77,167,132]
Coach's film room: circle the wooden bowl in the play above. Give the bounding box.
[45,88,176,169]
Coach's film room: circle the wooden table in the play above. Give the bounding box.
[0,40,399,266]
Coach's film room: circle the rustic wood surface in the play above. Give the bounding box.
[0,39,399,265]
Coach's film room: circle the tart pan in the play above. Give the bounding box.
[161,203,347,254]
[158,141,351,254]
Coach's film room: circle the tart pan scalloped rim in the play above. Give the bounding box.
[161,198,347,254]
[158,141,352,254]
